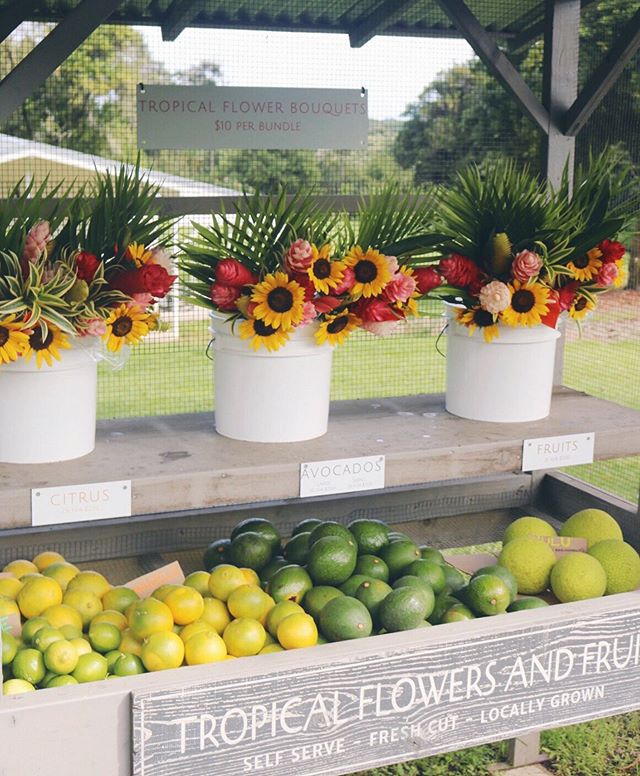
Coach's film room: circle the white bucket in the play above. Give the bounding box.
[210,314,333,442]
[445,311,560,423]
[0,340,98,463]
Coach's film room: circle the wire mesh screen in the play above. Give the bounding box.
[0,5,638,504]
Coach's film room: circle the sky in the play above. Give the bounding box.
[137,27,473,121]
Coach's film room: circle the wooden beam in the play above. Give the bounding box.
[541,0,579,190]
[0,0,39,44]
[0,0,123,125]
[161,0,205,42]
[563,7,640,136]
[433,0,551,135]
[508,18,545,52]
[348,0,421,48]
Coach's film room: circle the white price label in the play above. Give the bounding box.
[31,480,132,526]
[522,432,595,471]
[299,455,385,498]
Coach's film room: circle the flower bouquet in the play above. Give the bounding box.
[180,187,437,442]
[0,165,176,463]
[412,152,638,422]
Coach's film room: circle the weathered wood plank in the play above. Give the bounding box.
[131,593,640,776]
[0,592,637,776]
[1,390,639,529]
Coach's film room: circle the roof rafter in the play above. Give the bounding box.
[0,0,39,44]
[348,0,422,48]
[162,0,205,42]
[433,0,551,135]
[0,0,123,125]
[563,6,640,136]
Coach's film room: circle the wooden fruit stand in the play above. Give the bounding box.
[0,389,639,775]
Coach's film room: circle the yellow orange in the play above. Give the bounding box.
[69,637,92,657]
[66,571,111,598]
[277,613,318,649]
[42,603,83,632]
[199,598,231,635]
[3,559,38,578]
[0,596,20,618]
[163,586,205,626]
[184,631,227,665]
[43,562,79,592]
[32,551,65,572]
[119,628,144,657]
[91,609,128,632]
[179,620,214,644]
[151,584,180,602]
[208,565,247,602]
[17,577,63,619]
[128,598,173,640]
[184,571,211,597]
[102,586,139,613]
[0,576,23,600]
[141,631,185,672]
[240,568,261,586]
[62,589,103,628]
[223,618,266,657]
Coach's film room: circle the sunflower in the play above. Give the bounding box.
[567,248,602,282]
[501,280,550,327]
[239,317,290,351]
[343,246,392,298]
[456,307,500,343]
[315,311,361,346]
[22,324,72,368]
[0,315,29,365]
[126,242,154,268]
[568,295,596,321]
[251,272,305,331]
[103,303,151,352]
[613,259,626,288]
[307,244,345,294]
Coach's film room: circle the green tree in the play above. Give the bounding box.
[393,0,640,185]
[0,23,167,160]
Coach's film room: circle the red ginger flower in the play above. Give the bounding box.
[216,258,258,287]
[413,267,442,294]
[438,254,481,288]
[210,283,241,310]
[75,252,100,282]
[558,281,580,311]
[598,239,625,263]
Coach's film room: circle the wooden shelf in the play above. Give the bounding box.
[2,388,639,528]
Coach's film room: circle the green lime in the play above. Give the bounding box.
[266,600,305,637]
[471,565,518,602]
[550,553,607,602]
[406,560,446,595]
[46,674,78,688]
[306,536,357,586]
[21,616,49,645]
[588,540,640,594]
[355,579,392,626]
[379,587,433,632]
[12,648,46,685]
[498,537,557,594]
[105,649,125,673]
[72,651,108,683]
[441,564,467,593]
[267,565,313,604]
[88,622,122,654]
[308,522,356,549]
[292,518,322,536]
[441,603,475,623]
[419,546,445,564]
[428,593,462,624]
[33,627,64,653]
[379,540,422,580]
[467,575,511,615]
[347,519,390,555]
[354,555,389,582]
[229,532,273,571]
[319,597,372,641]
[114,653,145,676]
[1,632,18,665]
[303,586,344,622]
[44,639,78,674]
[203,539,231,571]
[284,532,311,565]
[339,575,374,597]
[259,556,289,585]
[231,518,281,554]
[507,597,549,612]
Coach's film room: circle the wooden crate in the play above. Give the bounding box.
[0,391,638,775]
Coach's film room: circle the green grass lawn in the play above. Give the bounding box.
[97,317,639,503]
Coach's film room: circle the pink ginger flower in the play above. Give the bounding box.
[512,250,543,282]
[283,239,314,273]
[596,262,618,287]
[132,292,154,308]
[210,283,241,311]
[22,220,51,263]
[298,301,318,327]
[84,319,107,337]
[385,255,399,275]
[331,266,356,295]
[384,271,417,304]
[479,280,511,314]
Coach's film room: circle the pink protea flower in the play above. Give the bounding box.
[512,250,543,282]
[383,271,417,304]
[283,239,314,273]
[479,280,511,314]
[84,318,107,337]
[22,220,51,263]
[132,292,154,307]
[298,301,318,327]
[596,262,619,286]
[439,254,480,287]
[413,267,442,294]
[331,266,356,295]
[216,258,258,287]
[210,283,241,311]
[385,255,399,275]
